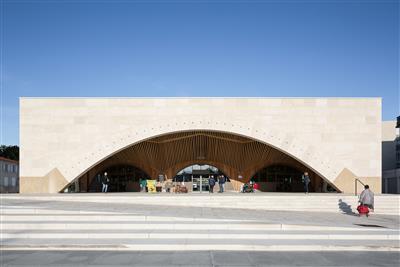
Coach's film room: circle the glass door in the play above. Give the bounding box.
[201,175,210,192]
[192,174,201,192]
[192,175,210,192]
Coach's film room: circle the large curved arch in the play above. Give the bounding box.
[69,128,331,180]
[66,126,340,192]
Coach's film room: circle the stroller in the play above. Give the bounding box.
[241,183,254,193]
[357,203,371,217]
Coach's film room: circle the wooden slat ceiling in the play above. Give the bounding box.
[102,130,309,181]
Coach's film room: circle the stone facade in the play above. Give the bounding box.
[382,121,397,171]
[20,97,382,193]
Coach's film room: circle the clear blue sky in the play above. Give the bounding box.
[1,0,399,145]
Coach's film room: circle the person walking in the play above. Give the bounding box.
[218,175,226,193]
[209,175,216,193]
[102,172,110,193]
[359,185,374,211]
[302,172,310,194]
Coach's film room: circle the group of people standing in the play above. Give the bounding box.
[208,175,226,193]
[139,178,174,193]
[137,175,227,193]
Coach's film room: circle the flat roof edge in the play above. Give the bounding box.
[19,97,383,100]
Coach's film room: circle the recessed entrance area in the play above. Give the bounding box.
[174,164,228,193]
[67,130,338,193]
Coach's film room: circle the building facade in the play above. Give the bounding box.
[382,117,400,194]
[0,157,19,193]
[19,97,382,194]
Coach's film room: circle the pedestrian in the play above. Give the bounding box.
[218,175,226,193]
[253,182,260,192]
[139,178,147,193]
[165,179,173,193]
[302,172,310,194]
[359,185,374,211]
[209,175,216,193]
[156,181,162,193]
[249,179,255,193]
[102,172,110,193]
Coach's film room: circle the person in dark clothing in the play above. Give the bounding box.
[101,172,110,193]
[209,175,216,193]
[218,175,226,193]
[302,172,310,194]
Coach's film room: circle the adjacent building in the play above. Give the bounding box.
[0,157,19,193]
[382,116,400,194]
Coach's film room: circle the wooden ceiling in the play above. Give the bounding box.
[101,130,310,181]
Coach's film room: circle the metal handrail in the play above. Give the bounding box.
[355,178,365,196]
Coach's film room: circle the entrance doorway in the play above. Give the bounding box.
[174,164,226,193]
[192,171,211,192]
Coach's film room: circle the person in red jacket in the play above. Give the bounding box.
[253,181,260,192]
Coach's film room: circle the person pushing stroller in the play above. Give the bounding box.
[358,185,374,216]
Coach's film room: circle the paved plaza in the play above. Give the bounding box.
[2,251,400,267]
[1,193,399,266]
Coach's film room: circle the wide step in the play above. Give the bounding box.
[1,194,399,252]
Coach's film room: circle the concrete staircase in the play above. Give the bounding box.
[1,193,399,251]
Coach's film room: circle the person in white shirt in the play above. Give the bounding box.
[359,184,374,211]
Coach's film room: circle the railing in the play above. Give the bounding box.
[355,178,365,196]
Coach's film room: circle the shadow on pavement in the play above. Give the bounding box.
[338,199,356,216]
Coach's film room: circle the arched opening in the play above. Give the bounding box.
[65,130,338,193]
[174,164,229,193]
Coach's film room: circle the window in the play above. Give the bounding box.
[4,177,9,187]
[11,177,16,187]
